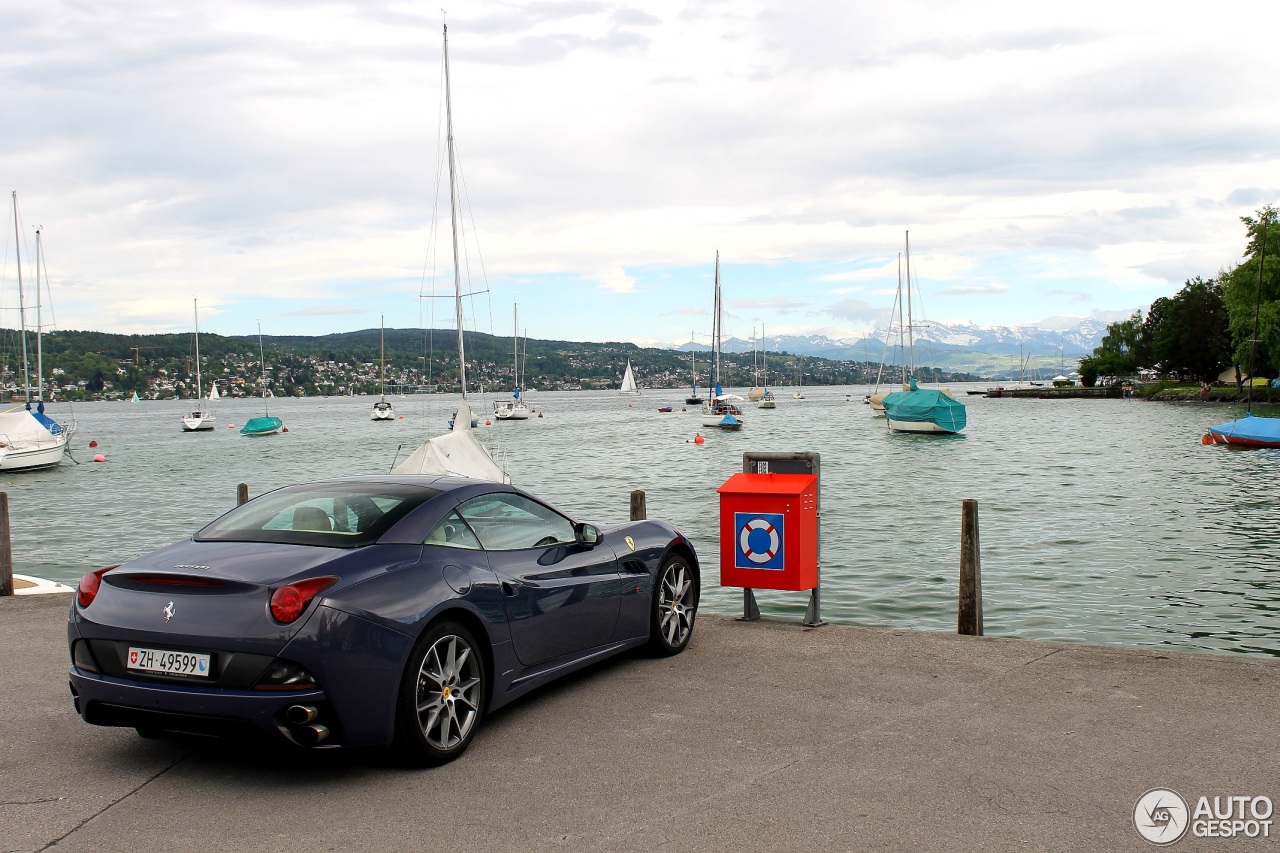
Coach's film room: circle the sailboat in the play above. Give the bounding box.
[701,251,745,429]
[746,327,764,401]
[392,24,509,483]
[240,323,283,436]
[494,305,530,420]
[882,232,967,434]
[0,195,74,472]
[371,316,395,421]
[619,360,640,396]
[685,332,703,405]
[181,298,216,431]
[793,357,805,399]
[758,323,777,409]
[1206,210,1279,447]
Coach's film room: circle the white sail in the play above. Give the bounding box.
[393,401,510,482]
[619,360,640,395]
[208,382,219,401]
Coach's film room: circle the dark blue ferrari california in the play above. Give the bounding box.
[67,475,699,765]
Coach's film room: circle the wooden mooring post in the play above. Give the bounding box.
[629,490,647,521]
[959,498,983,635]
[237,483,249,506]
[0,492,13,597]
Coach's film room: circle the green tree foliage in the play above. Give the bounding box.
[1079,312,1143,384]
[1221,206,1280,380]
[1146,277,1232,382]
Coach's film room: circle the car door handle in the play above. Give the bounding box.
[501,581,518,597]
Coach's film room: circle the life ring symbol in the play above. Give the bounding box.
[739,517,780,564]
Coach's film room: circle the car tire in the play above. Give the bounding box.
[647,554,699,656]
[392,620,487,766]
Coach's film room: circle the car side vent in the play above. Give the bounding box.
[621,559,648,575]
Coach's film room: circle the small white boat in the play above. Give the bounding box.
[699,253,744,430]
[757,324,778,409]
[494,305,530,420]
[618,360,641,396]
[371,316,395,421]
[182,298,216,431]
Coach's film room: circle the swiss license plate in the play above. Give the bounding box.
[126,646,211,678]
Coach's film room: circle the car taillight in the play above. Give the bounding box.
[77,566,117,608]
[269,576,337,624]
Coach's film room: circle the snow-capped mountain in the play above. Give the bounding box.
[676,320,1109,359]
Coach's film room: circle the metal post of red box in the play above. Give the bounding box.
[716,452,826,628]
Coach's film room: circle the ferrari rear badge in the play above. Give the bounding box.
[163,601,176,622]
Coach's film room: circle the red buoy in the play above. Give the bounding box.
[693,433,705,445]
[88,440,98,448]
[93,454,106,463]
[1200,433,1213,445]
[282,427,289,433]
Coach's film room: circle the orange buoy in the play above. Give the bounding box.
[398,414,404,419]
[93,453,106,463]
[228,424,235,428]
[1201,433,1213,445]
[693,433,705,445]
[88,440,98,448]
[485,419,492,425]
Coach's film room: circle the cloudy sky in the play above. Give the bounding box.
[2,0,1276,349]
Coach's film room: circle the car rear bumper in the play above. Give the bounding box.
[68,667,332,747]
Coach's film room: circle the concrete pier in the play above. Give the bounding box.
[3,593,1276,852]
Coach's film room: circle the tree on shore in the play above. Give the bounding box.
[1221,206,1279,381]
[1079,312,1142,386]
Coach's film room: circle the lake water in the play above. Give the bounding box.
[5,386,1277,659]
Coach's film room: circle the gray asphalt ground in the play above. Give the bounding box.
[2,592,1276,852]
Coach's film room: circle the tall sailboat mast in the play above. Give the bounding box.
[905,230,915,381]
[193,298,204,401]
[443,23,467,398]
[35,226,45,401]
[713,250,721,393]
[12,192,31,403]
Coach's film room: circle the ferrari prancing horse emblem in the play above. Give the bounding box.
[162,601,176,622]
[624,536,635,551]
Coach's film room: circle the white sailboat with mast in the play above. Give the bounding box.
[618,360,640,396]
[393,23,509,482]
[181,298,215,431]
[700,251,744,429]
[758,323,776,409]
[371,315,395,420]
[494,304,530,420]
[0,192,74,472]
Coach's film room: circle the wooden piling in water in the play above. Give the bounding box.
[630,490,647,521]
[0,492,12,597]
[237,483,249,506]
[959,499,983,635]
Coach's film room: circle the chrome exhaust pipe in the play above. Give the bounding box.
[299,723,329,745]
[286,704,319,725]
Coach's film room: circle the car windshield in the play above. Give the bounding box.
[195,483,441,547]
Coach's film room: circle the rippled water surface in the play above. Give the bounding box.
[6,386,1277,658]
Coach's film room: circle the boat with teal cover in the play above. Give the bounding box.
[883,377,968,434]
[240,415,282,436]
[1205,414,1280,448]
[241,323,282,436]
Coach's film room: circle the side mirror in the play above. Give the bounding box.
[574,522,600,547]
